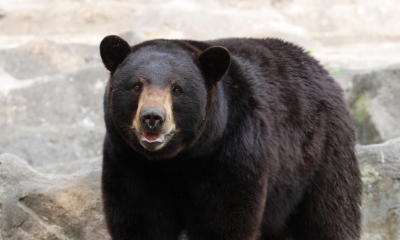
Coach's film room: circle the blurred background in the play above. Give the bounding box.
[0,0,399,239]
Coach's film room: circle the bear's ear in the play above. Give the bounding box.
[198,46,231,83]
[100,35,131,72]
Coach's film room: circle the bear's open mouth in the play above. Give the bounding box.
[141,132,165,143]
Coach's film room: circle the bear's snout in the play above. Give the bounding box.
[140,106,165,131]
[130,85,177,151]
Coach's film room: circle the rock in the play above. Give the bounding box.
[349,65,400,145]
[2,0,400,69]
[35,158,99,175]
[0,125,104,169]
[327,68,366,96]
[0,48,59,79]
[0,8,5,18]
[1,137,400,239]
[0,0,399,174]
[119,30,148,46]
[0,66,107,126]
[0,153,191,240]
[358,138,400,240]
[0,41,100,80]
[0,153,110,240]
[0,66,108,169]
[0,0,399,238]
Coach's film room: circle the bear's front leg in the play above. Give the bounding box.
[102,150,181,240]
[184,161,268,240]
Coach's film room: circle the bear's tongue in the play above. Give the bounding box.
[141,132,164,143]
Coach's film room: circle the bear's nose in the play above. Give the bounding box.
[140,107,165,130]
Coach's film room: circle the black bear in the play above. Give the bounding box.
[100,35,362,240]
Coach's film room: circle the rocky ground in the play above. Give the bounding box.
[0,0,399,239]
[2,140,400,240]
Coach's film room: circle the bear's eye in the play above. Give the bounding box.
[133,83,141,91]
[172,86,183,94]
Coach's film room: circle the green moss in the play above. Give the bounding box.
[361,164,380,184]
[350,92,383,144]
[332,69,342,74]
[350,92,370,123]
[307,47,315,54]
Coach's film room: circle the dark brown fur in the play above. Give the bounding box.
[100,36,362,240]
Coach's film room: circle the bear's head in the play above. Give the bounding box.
[100,35,231,160]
